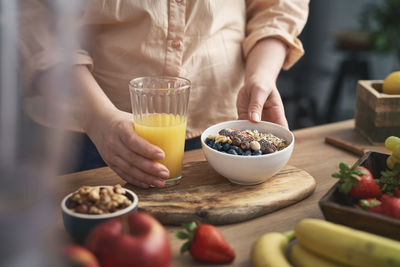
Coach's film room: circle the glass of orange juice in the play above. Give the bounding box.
[129,76,191,186]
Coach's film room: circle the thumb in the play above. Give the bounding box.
[248,87,269,123]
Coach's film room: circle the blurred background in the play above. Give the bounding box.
[0,0,399,266]
[280,0,399,130]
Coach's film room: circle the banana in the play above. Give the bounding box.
[251,230,294,267]
[295,219,400,267]
[289,242,345,267]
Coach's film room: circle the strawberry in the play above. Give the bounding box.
[356,198,382,210]
[332,163,381,199]
[379,194,400,219]
[176,222,235,263]
[356,198,384,215]
[394,189,400,198]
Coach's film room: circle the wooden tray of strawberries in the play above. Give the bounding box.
[319,151,400,241]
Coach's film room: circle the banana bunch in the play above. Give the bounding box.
[251,219,400,267]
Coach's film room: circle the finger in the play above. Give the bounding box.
[111,141,169,178]
[247,85,270,123]
[111,156,167,187]
[113,152,169,181]
[236,86,250,120]
[113,167,150,188]
[112,162,166,188]
[119,122,165,160]
[262,90,289,129]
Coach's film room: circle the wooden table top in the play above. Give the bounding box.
[59,119,390,266]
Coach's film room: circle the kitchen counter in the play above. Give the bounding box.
[59,119,389,266]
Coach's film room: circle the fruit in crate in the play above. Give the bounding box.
[382,71,400,95]
[378,194,400,219]
[385,136,400,169]
[331,162,381,199]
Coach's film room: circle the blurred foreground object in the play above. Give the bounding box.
[360,0,400,64]
[1,0,81,266]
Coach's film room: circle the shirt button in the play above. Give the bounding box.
[171,39,182,49]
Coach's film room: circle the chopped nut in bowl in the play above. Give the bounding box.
[61,184,138,243]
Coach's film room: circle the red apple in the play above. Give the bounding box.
[86,212,171,267]
[62,245,100,267]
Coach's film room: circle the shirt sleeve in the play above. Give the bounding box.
[19,0,93,94]
[243,0,309,70]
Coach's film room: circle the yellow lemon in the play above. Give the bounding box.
[382,71,400,94]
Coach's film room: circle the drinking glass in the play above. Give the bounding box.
[129,76,191,186]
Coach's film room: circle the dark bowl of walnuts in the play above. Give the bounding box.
[61,184,138,243]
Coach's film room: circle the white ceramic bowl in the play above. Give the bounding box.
[201,120,294,185]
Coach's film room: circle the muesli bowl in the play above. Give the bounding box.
[61,185,138,243]
[201,120,294,185]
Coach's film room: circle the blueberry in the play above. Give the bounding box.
[244,150,252,156]
[222,143,231,152]
[227,148,238,155]
[231,145,239,152]
[207,139,215,148]
[213,143,223,151]
[237,147,244,155]
[252,150,262,156]
[216,143,223,151]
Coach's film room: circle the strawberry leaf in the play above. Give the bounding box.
[339,179,355,194]
[177,221,199,254]
[180,241,191,254]
[353,168,367,175]
[339,162,350,172]
[183,221,198,233]
[333,162,366,195]
[370,198,379,206]
[359,199,371,209]
[380,163,400,194]
[351,174,362,181]
[176,231,189,240]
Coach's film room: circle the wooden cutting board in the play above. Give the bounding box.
[125,161,316,225]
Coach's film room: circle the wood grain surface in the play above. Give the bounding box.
[59,120,391,267]
[126,161,316,225]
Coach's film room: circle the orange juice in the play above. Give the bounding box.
[134,113,187,178]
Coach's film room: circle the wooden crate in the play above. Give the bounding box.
[355,80,400,143]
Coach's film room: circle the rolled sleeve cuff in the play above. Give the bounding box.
[75,49,94,70]
[243,29,304,70]
[23,49,94,91]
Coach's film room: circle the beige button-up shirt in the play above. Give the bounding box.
[21,0,308,138]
